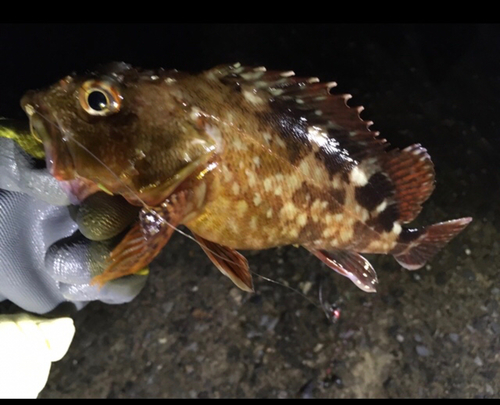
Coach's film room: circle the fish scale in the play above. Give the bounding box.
[20,62,472,293]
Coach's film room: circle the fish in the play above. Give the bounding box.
[20,62,472,293]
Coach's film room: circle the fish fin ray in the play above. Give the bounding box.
[193,234,254,292]
[307,248,378,293]
[213,64,380,131]
[91,192,189,286]
[383,144,435,223]
[394,217,472,270]
[213,64,396,171]
[90,221,152,286]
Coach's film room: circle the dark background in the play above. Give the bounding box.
[0,24,499,398]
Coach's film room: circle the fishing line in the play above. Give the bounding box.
[23,77,381,315]
[32,112,289,280]
[248,270,323,311]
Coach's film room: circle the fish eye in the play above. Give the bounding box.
[79,80,122,116]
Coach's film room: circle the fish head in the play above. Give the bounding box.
[21,62,217,204]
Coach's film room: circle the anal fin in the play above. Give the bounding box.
[307,248,378,293]
[194,234,254,292]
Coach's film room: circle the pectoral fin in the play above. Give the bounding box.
[307,248,378,293]
[193,234,254,293]
[91,191,189,286]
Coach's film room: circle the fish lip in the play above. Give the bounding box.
[22,93,76,181]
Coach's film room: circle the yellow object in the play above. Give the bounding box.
[97,183,114,196]
[0,118,45,159]
[0,313,75,398]
[135,267,150,276]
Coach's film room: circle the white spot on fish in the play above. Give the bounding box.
[297,213,308,227]
[280,202,299,220]
[222,164,233,182]
[349,166,368,186]
[236,200,248,215]
[322,227,334,238]
[241,72,265,81]
[331,176,342,189]
[333,213,344,222]
[276,137,286,149]
[280,71,295,77]
[233,136,247,151]
[243,89,265,105]
[189,106,202,121]
[245,169,257,187]
[253,156,261,167]
[253,193,262,206]
[393,223,402,235]
[264,177,273,192]
[250,216,258,230]
[266,208,273,218]
[338,227,353,242]
[376,200,387,213]
[232,183,240,195]
[361,210,369,221]
[269,88,284,96]
[205,124,224,153]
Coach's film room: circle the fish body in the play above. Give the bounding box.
[21,63,471,292]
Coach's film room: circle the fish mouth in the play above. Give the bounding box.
[21,94,76,182]
[21,94,130,204]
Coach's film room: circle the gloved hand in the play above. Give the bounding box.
[0,123,147,315]
[0,313,75,398]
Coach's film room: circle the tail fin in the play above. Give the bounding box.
[393,217,472,270]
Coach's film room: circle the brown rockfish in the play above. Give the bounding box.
[21,62,471,293]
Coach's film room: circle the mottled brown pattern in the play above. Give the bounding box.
[291,181,344,214]
[350,220,374,251]
[290,182,311,207]
[259,100,313,165]
[330,188,346,207]
[367,204,400,233]
[21,63,470,291]
[298,220,322,241]
[355,172,394,211]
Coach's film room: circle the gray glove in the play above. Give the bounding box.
[0,135,147,314]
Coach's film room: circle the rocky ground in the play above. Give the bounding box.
[1,24,499,398]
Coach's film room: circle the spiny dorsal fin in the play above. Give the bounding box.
[212,64,435,226]
[211,63,388,161]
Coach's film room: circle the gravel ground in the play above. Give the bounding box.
[0,24,499,398]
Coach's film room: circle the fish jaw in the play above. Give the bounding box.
[57,178,102,205]
[21,92,77,182]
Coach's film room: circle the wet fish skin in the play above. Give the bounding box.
[20,63,472,292]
